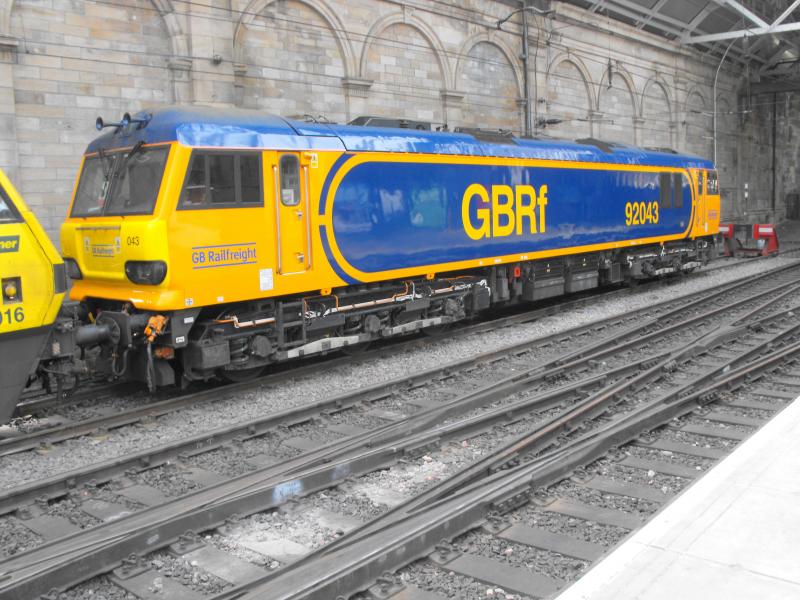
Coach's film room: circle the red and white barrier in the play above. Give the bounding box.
[720,223,780,257]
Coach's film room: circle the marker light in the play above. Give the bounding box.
[64,258,82,280]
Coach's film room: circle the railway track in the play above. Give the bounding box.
[1,260,797,470]
[11,249,794,425]
[260,327,800,600]
[1,260,800,599]
[5,251,793,440]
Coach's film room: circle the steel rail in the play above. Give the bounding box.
[2,276,668,431]
[0,355,664,599]
[1,262,796,519]
[10,276,645,418]
[2,287,799,599]
[12,251,796,419]
[5,260,798,460]
[269,298,800,562]
[225,316,800,600]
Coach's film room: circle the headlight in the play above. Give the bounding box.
[64,258,82,280]
[125,260,167,285]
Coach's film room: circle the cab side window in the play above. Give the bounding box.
[208,155,236,205]
[0,186,22,223]
[659,172,671,209]
[183,154,208,206]
[279,155,301,207]
[673,173,684,208]
[240,155,261,203]
[180,151,263,209]
[706,170,719,195]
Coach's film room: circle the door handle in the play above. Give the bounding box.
[295,210,303,218]
[295,252,305,262]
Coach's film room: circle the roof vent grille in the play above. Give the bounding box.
[349,116,431,130]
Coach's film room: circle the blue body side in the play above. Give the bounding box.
[328,161,692,273]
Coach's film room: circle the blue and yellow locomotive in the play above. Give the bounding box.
[2,106,721,418]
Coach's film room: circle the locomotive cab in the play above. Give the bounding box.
[61,143,176,307]
[0,169,66,421]
[690,168,721,240]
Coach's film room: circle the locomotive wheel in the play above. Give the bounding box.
[422,323,452,336]
[342,341,371,355]
[220,366,265,383]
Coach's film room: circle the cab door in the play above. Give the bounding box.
[273,153,311,274]
[691,169,705,238]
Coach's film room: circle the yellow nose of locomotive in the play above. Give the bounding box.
[0,168,66,422]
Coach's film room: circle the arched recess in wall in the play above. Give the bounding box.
[3,0,186,58]
[235,0,356,75]
[640,76,672,149]
[596,62,638,145]
[545,52,594,140]
[684,88,712,160]
[360,13,452,89]
[7,0,177,239]
[234,0,351,119]
[454,33,522,132]
[149,0,188,58]
[360,13,449,124]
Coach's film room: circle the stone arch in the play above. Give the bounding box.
[455,35,523,131]
[544,52,595,138]
[360,12,452,90]
[6,0,177,241]
[596,62,638,144]
[235,0,356,77]
[3,1,186,57]
[455,32,523,98]
[684,87,708,115]
[640,76,672,121]
[235,0,348,118]
[546,52,596,111]
[684,88,712,159]
[597,62,638,115]
[640,76,672,148]
[148,0,188,58]
[716,94,735,129]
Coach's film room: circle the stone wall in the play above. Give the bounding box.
[0,0,756,243]
[737,92,800,222]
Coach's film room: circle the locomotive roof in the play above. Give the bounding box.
[86,106,714,170]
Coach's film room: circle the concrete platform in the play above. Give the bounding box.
[554,393,800,600]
